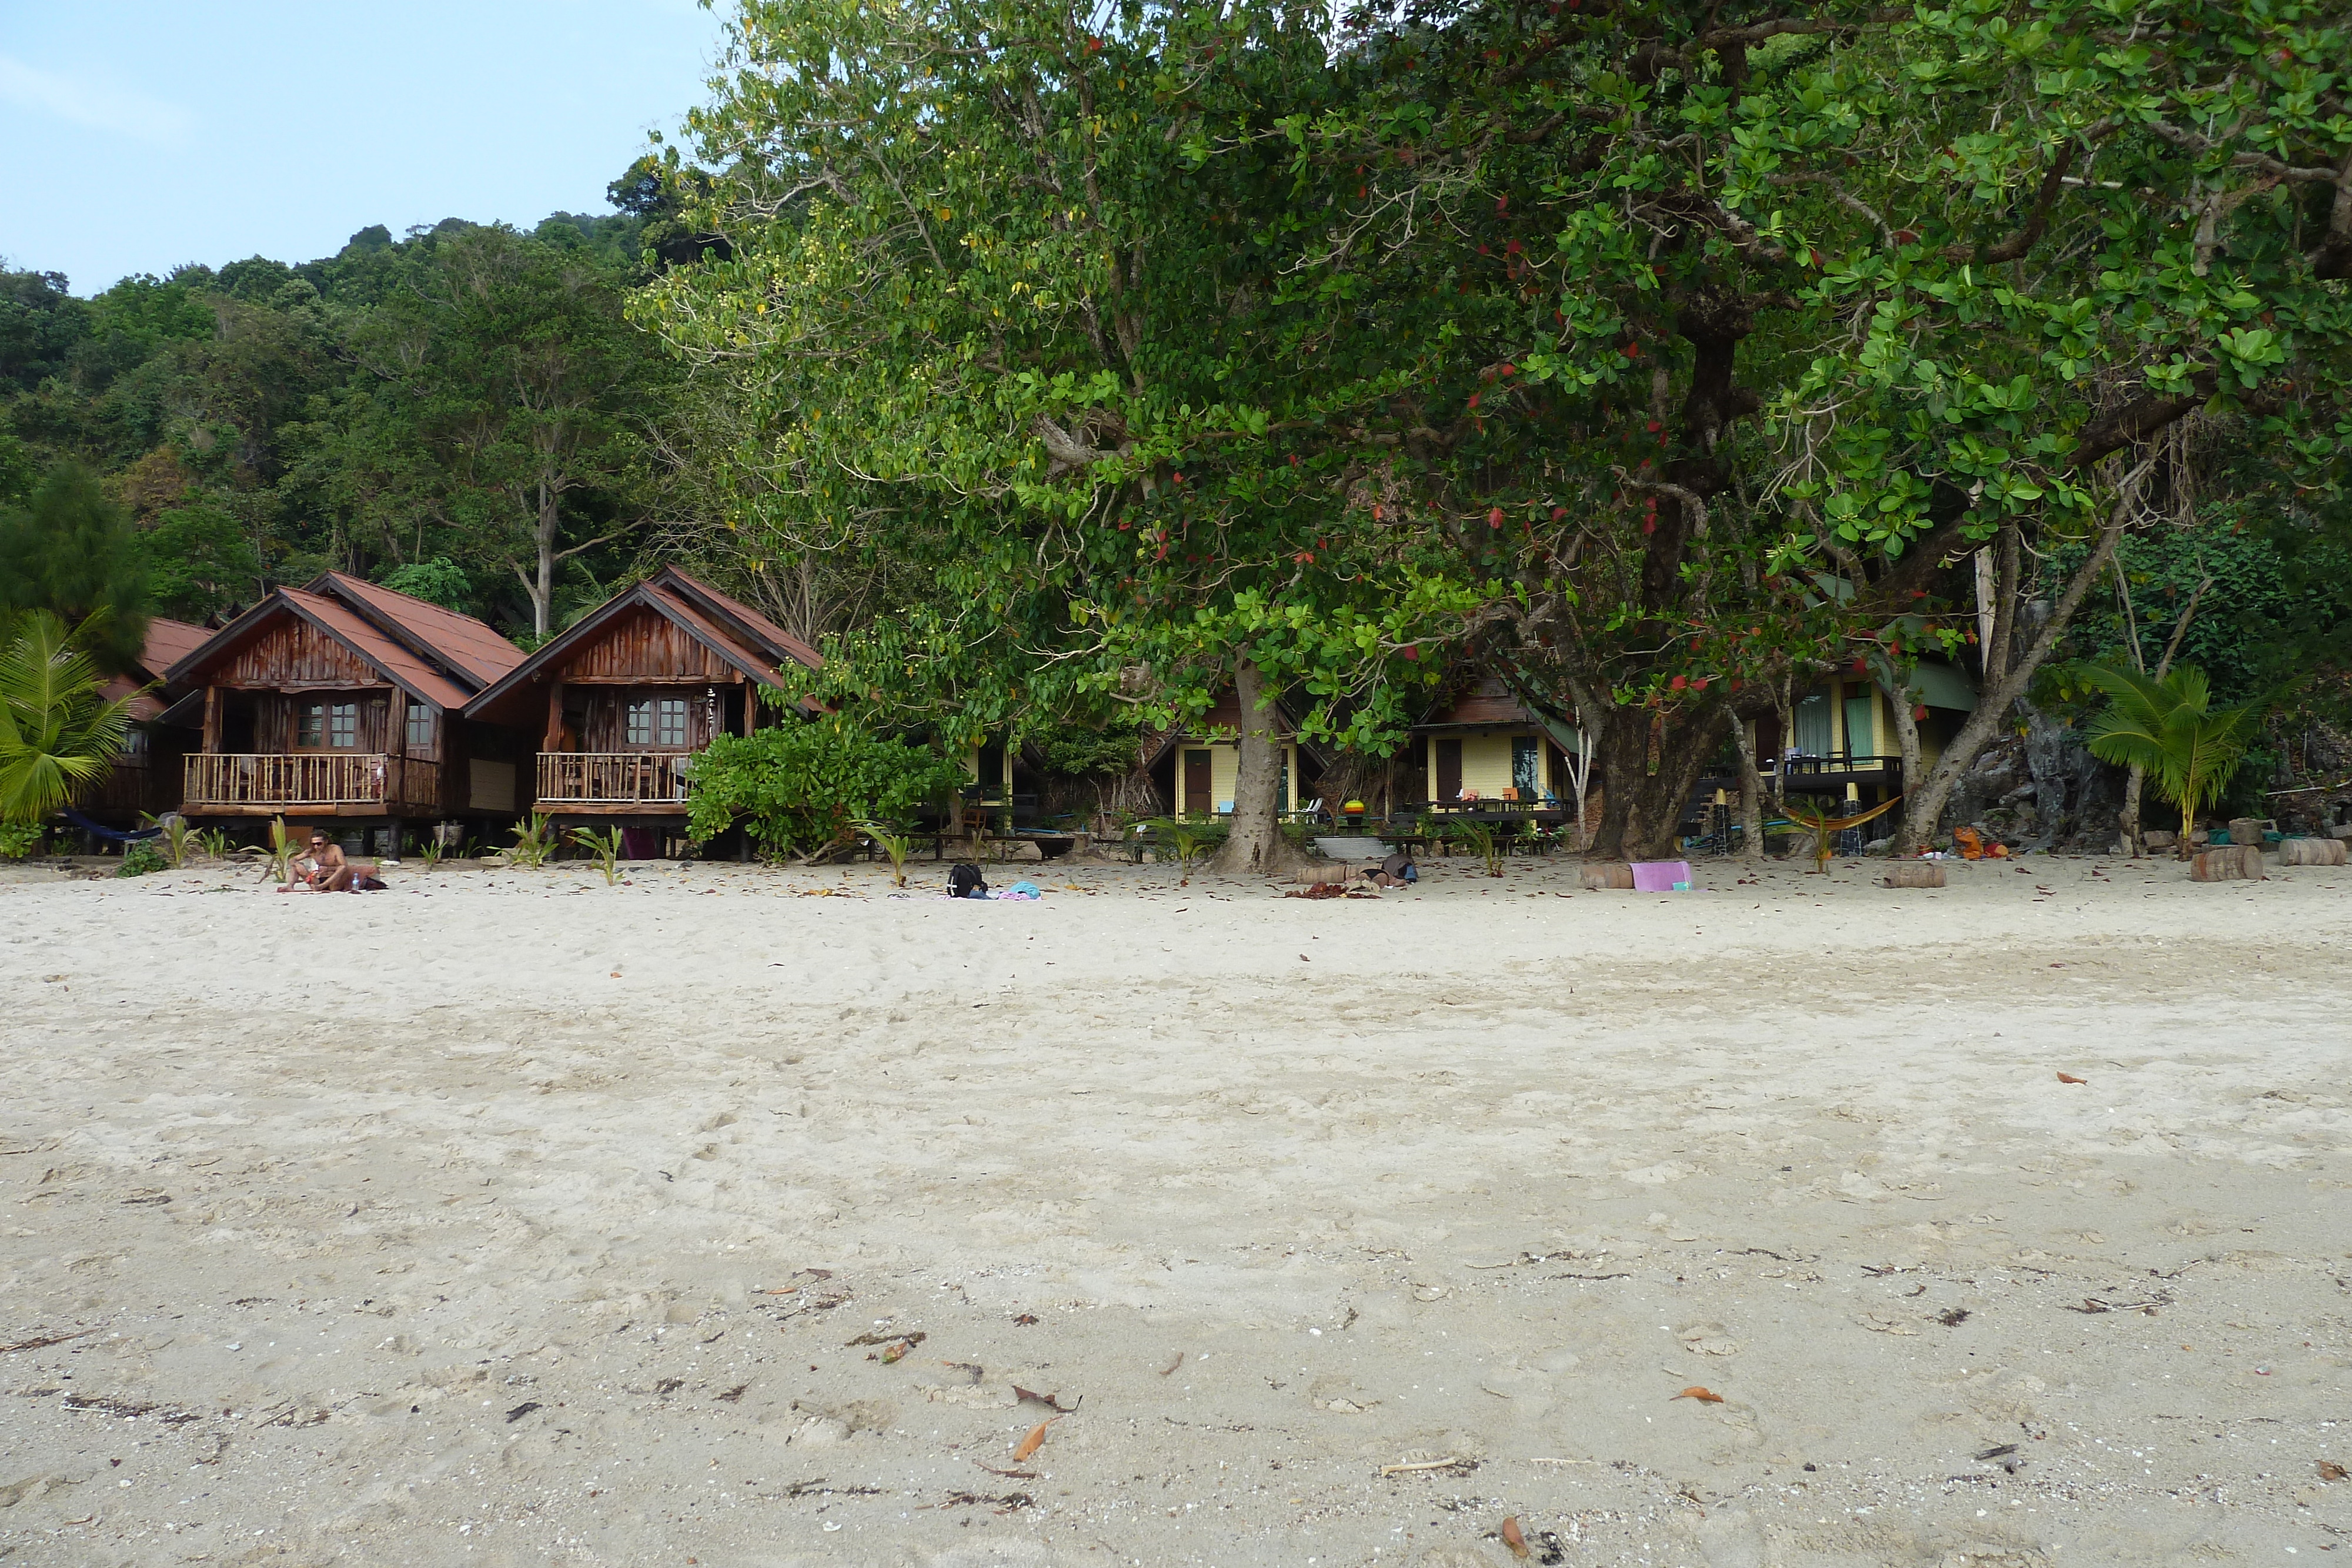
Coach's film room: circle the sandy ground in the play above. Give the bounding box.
[1,846,2348,1568]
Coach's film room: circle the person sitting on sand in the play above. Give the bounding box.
[280,831,354,892]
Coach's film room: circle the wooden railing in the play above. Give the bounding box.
[536,751,692,804]
[183,753,439,810]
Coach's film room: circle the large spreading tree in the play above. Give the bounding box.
[652,0,2348,862]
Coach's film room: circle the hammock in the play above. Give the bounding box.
[58,806,161,844]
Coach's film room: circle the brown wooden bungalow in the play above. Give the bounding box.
[78,617,213,825]
[161,574,527,840]
[460,567,821,837]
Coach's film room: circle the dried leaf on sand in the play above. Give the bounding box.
[1672,1386,1726,1403]
[1012,1417,1056,1461]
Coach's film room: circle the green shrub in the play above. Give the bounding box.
[0,822,43,860]
[570,825,624,885]
[689,721,966,862]
[116,840,165,877]
[504,813,557,869]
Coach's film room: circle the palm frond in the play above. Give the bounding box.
[0,611,138,825]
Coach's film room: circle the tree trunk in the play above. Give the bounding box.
[532,479,559,638]
[1900,473,2149,845]
[1877,664,1927,851]
[1208,659,1302,877]
[2119,767,2146,855]
[1587,703,1728,861]
[1730,712,1764,861]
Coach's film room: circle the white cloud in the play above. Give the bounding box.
[0,53,192,145]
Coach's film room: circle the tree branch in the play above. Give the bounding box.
[2069,367,2218,470]
[1942,136,2086,264]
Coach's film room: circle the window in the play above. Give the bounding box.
[328,703,358,748]
[406,704,436,752]
[297,703,325,749]
[626,696,692,748]
[1511,734,1539,794]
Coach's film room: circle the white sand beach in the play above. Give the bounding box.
[2,851,2349,1566]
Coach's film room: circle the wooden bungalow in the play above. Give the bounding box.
[162,574,527,840]
[460,567,821,835]
[74,617,214,825]
[1409,676,1581,808]
[1144,688,1318,823]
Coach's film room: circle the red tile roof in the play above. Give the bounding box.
[313,571,526,688]
[280,588,476,711]
[657,567,823,671]
[462,568,825,727]
[140,617,212,677]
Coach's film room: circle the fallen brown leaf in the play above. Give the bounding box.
[2321,1460,2348,1482]
[1012,1418,1054,1462]
[2057,1072,2087,1084]
[1158,1352,1185,1377]
[1672,1386,1726,1404]
[1014,1386,1078,1413]
[1501,1514,1531,1560]
[878,1340,913,1365]
[977,1464,1039,1480]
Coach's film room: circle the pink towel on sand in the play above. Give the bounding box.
[1630,860,1691,892]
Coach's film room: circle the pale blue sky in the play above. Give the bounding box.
[0,1,729,294]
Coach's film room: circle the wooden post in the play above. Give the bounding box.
[742,677,756,736]
[202,686,223,755]
[385,687,407,808]
[544,680,564,751]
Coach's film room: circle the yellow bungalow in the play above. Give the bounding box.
[1145,688,1312,821]
[1760,660,1977,808]
[1409,677,1580,807]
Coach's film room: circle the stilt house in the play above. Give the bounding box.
[162,574,527,838]
[82,617,213,824]
[461,567,821,835]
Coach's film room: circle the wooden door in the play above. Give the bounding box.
[1182,749,1212,818]
[1435,738,1464,802]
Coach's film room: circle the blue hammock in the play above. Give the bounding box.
[59,806,161,844]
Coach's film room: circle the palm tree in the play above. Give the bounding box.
[2074,663,2260,858]
[0,611,137,825]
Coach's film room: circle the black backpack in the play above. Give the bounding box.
[947,863,988,899]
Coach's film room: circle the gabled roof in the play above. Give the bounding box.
[162,578,520,713]
[657,566,824,672]
[1413,675,1543,731]
[102,618,214,723]
[315,571,527,689]
[460,566,824,727]
[140,618,212,676]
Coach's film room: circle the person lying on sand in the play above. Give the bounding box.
[280,832,353,892]
[1361,851,1418,889]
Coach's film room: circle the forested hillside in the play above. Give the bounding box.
[0,159,727,644]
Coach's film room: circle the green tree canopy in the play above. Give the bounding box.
[0,461,152,669]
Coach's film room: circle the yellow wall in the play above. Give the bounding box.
[1173,741,1299,818]
[1424,730,1556,802]
[963,744,1012,792]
